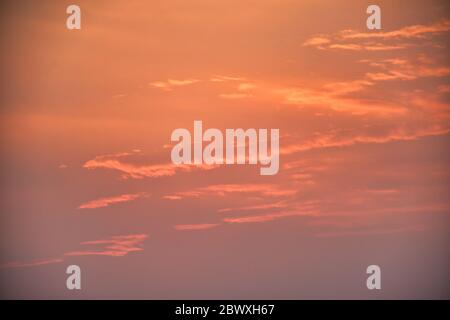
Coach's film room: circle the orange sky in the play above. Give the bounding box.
[0,0,449,299]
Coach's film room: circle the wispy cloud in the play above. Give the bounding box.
[302,36,330,48]
[363,56,450,81]
[83,151,216,179]
[164,183,297,200]
[149,78,200,90]
[78,192,149,209]
[223,211,301,223]
[341,19,450,40]
[210,75,246,82]
[303,19,450,51]
[0,258,63,269]
[276,86,406,116]
[314,225,425,238]
[65,234,148,257]
[281,125,450,155]
[218,92,252,99]
[223,202,319,224]
[174,223,220,231]
[218,81,256,99]
[1,234,149,269]
[276,52,450,116]
[218,201,288,213]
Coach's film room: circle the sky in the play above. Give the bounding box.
[0,0,449,299]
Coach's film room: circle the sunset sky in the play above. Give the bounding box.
[0,0,449,299]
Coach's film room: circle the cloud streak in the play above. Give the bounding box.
[174,223,220,231]
[281,125,450,155]
[149,78,200,91]
[65,234,148,257]
[314,225,425,238]
[78,192,149,209]
[83,151,216,179]
[0,258,63,269]
[164,183,297,200]
[303,19,450,51]
[0,234,148,269]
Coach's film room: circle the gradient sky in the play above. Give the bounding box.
[0,0,449,299]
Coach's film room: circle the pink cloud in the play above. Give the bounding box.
[223,203,319,224]
[0,258,63,269]
[314,225,426,238]
[218,93,252,99]
[302,36,330,47]
[0,234,149,269]
[174,223,220,231]
[78,192,149,209]
[280,126,450,155]
[65,234,148,257]
[210,75,246,82]
[164,183,297,200]
[303,19,450,51]
[340,19,450,40]
[276,86,407,116]
[149,78,199,90]
[218,201,288,213]
[223,210,307,224]
[83,151,215,179]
